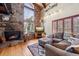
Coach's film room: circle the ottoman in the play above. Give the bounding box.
[38,37,53,47]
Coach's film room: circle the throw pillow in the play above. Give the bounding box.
[68,37,79,45]
[66,45,79,54]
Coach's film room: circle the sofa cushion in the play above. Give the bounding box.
[54,33,63,39]
[53,38,62,43]
[53,40,70,50]
[47,34,54,38]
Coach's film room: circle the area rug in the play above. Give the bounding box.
[28,43,45,56]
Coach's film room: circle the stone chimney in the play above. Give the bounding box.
[10,3,24,31]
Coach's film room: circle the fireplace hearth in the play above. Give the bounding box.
[4,31,21,41]
[0,30,24,48]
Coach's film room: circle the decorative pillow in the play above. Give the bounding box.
[68,37,79,45]
[66,45,79,54]
[75,33,79,39]
[47,34,54,38]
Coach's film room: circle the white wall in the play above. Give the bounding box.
[44,3,79,35]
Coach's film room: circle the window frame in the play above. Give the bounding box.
[52,14,79,36]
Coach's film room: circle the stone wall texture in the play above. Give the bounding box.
[33,4,43,27]
[10,3,24,31]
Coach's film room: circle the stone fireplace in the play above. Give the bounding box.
[0,3,24,48]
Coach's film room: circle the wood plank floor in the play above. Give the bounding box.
[0,39,38,56]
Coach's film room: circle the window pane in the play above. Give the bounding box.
[73,16,79,34]
[64,18,71,34]
[52,21,57,34]
[58,20,63,33]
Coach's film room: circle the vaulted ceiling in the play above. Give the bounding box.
[24,3,48,11]
[24,3,48,27]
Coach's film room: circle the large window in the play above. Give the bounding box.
[64,18,72,34]
[73,16,79,34]
[52,14,79,35]
[57,20,63,33]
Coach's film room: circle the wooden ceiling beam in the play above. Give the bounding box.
[0,3,12,14]
[33,3,44,10]
[42,3,48,8]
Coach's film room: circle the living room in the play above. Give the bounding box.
[0,3,79,56]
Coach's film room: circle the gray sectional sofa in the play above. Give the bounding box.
[39,32,79,56]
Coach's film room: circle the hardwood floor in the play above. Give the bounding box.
[0,39,38,56]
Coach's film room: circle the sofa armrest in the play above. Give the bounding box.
[45,44,79,56]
